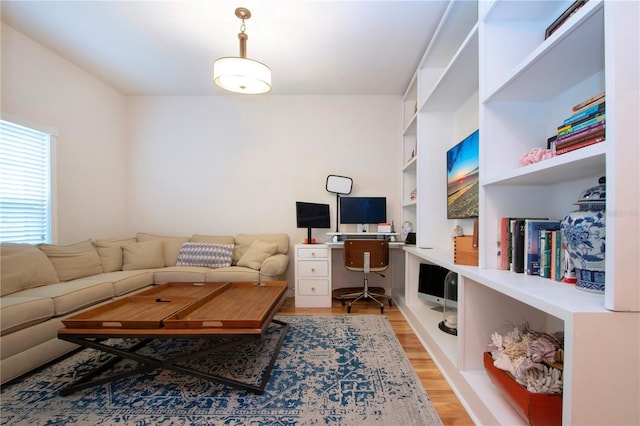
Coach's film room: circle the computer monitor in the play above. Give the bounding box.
[296,201,331,244]
[339,197,386,226]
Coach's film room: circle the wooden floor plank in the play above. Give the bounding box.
[277,297,475,425]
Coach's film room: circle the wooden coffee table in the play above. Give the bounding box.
[57,281,288,396]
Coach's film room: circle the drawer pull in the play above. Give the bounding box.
[311,268,315,272]
[311,286,316,291]
[311,252,316,256]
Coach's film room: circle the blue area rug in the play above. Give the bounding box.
[1,315,442,425]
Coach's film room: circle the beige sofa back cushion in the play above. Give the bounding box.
[136,233,189,266]
[94,238,137,272]
[236,240,279,270]
[123,240,165,270]
[233,233,290,265]
[38,240,103,282]
[190,235,235,245]
[0,243,60,296]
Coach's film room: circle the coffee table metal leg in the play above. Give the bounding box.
[58,319,289,396]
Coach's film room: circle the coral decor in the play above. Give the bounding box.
[519,147,555,166]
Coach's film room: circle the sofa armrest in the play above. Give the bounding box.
[260,254,289,277]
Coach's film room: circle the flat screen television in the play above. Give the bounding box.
[339,197,386,225]
[446,129,479,219]
[296,201,331,244]
[418,263,458,309]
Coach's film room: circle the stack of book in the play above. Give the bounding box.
[497,217,567,282]
[554,92,605,155]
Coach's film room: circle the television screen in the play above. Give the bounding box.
[447,129,479,219]
[296,202,331,229]
[339,197,386,224]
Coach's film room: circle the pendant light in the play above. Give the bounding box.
[213,7,271,94]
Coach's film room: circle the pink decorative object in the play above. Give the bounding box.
[519,148,555,166]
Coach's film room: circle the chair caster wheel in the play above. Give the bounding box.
[341,298,345,306]
[380,305,384,314]
[388,299,393,307]
[347,305,352,313]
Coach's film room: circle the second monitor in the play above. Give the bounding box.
[339,197,386,232]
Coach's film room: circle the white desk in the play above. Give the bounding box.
[294,240,405,308]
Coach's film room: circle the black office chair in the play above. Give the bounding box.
[340,239,392,313]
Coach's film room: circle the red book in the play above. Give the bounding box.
[498,217,511,270]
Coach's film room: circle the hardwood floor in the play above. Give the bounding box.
[278,297,475,425]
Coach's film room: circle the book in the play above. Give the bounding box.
[563,102,605,125]
[572,91,605,112]
[555,121,606,148]
[511,218,549,273]
[497,217,510,270]
[557,115,605,138]
[511,219,525,273]
[540,230,552,278]
[525,219,561,275]
[556,134,605,155]
[498,217,529,271]
[551,230,565,282]
[572,96,605,115]
[545,0,588,39]
[550,230,557,280]
[557,110,605,133]
[556,127,605,149]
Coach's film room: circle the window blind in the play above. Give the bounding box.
[0,120,52,244]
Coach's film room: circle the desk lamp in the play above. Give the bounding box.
[326,175,353,234]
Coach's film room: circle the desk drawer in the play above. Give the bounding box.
[297,279,329,296]
[297,247,329,259]
[297,260,329,277]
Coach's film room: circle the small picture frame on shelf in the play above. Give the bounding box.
[545,0,588,39]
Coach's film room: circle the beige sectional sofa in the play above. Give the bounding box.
[0,232,290,384]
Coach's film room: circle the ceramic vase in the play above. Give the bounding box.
[560,177,606,293]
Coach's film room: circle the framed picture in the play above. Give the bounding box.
[446,130,479,219]
[545,0,587,39]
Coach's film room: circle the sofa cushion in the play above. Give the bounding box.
[153,266,211,285]
[204,266,261,282]
[190,235,235,245]
[136,233,189,266]
[98,270,154,296]
[38,240,103,282]
[176,242,234,268]
[0,243,59,296]
[122,240,165,270]
[237,240,279,270]
[1,296,55,336]
[16,276,114,316]
[233,233,290,265]
[94,238,136,272]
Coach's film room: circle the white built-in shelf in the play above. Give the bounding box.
[403,114,417,135]
[483,142,606,186]
[483,0,604,103]
[403,156,417,172]
[421,27,479,111]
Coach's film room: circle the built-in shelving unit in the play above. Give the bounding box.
[395,1,639,425]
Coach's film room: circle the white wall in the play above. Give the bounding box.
[1,23,130,242]
[127,95,402,284]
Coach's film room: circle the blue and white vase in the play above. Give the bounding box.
[561,177,606,293]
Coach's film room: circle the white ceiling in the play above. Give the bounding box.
[1,0,450,96]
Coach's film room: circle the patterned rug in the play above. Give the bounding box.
[1,315,442,425]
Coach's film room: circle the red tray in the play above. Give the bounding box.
[484,352,562,426]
